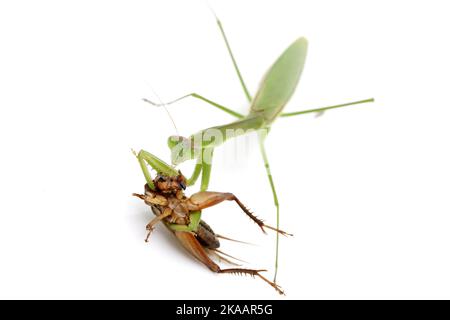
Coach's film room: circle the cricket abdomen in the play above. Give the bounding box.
[195,220,220,249]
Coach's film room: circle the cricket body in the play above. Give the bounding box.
[133,151,289,294]
[144,15,375,283]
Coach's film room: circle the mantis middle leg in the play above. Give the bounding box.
[135,149,179,190]
[186,148,215,192]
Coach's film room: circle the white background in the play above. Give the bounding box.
[0,0,449,299]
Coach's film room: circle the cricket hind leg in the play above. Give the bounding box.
[174,231,283,294]
[218,268,284,295]
[258,131,283,283]
[208,249,243,266]
[188,191,292,236]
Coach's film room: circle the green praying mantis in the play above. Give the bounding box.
[133,152,289,294]
[134,13,374,292]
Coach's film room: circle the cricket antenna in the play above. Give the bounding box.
[143,84,179,136]
[204,0,218,20]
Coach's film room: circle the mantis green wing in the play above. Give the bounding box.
[250,37,308,123]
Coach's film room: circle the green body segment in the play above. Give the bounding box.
[137,150,179,190]
[167,211,202,232]
[135,150,206,232]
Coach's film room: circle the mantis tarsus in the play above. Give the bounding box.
[141,15,374,284]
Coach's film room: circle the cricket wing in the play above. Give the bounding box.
[250,37,308,123]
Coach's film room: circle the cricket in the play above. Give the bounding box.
[134,12,374,294]
[132,152,289,294]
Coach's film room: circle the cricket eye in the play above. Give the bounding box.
[179,181,186,190]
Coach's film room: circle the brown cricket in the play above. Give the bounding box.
[133,172,291,295]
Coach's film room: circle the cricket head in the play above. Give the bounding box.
[153,171,187,194]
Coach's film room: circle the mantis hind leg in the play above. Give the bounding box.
[134,149,178,190]
[214,15,252,102]
[258,131,282,283]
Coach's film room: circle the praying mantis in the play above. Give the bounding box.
[140,14,375,284]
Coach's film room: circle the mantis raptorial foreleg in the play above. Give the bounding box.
[134,149,179,190]
[187,158,203,186]
[185,148,215,191]
[143,93,243,119]
[187,191,291,236]
[174,231,285,295]
[143,15,252,117]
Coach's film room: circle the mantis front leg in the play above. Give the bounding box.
[215,16,252,103]
[134,149,179,190]
[258,130,282,283]
[186,148,215,192]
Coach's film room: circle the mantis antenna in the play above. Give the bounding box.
[143,83,180,136]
